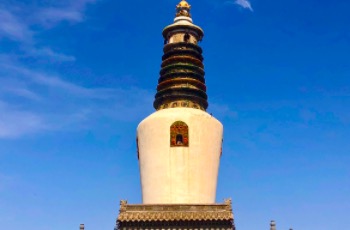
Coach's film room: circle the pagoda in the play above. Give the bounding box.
[116,1,235,230]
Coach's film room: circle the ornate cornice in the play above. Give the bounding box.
[117,201,234,223]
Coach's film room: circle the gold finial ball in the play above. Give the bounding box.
[177,0,191,9]
[176,0,191,17]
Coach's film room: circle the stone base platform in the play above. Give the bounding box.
[117,200,235,230]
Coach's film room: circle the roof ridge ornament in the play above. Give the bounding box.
[176,0,192,18]
[120,200,128,212]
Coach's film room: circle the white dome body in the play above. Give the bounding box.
[137,108,223,204]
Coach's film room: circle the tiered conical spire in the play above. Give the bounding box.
[153,0,208,111]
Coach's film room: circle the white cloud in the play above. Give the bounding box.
[0,0,96,60]
[0,57,153,139]
[209,103,238,119]
[0,0,154,139]
[0,101,47,138]
[36,0,96,28]
[0,9,32,42]
[39,8,83,25]
[2,64,114,98]
[2,87,41,101]
[233,0,254,11]
[27,47,76,62]
[35,0,96,27]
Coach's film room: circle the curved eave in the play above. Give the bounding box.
[163,24,204,40]
[118,212,234,222]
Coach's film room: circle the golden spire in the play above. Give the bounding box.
[176,0,191,17]
[177,0,191,9]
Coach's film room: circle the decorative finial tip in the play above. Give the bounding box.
[177,0,191,9]
[176,0,191,17]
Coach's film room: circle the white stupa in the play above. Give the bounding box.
[136,0,223,204]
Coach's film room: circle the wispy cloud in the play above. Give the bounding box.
[209,102,238,120]
[235,0,253,11]
[0,56,153,139]
[0,9,32,42]
[0,0,155,139]
[0,101,47,138]
[1,87,41,101]
[36,0,97,27]
[0,0,96,61]
[26,47,76,62]
[226,0,254,11]
[38,8,83,26]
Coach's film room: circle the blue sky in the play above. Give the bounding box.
[0,0,349,229]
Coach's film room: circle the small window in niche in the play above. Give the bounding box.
[170,121,189,147]
[176,134,183,145]
[184,33,190,43]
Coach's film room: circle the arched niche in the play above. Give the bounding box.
[170,121,189,147]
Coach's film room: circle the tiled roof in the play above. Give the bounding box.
[117,200,234,222]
